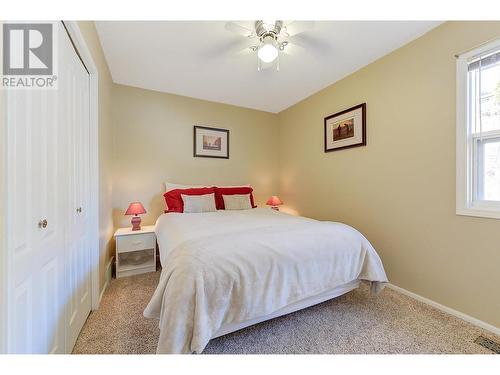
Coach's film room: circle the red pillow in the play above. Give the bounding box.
[214,186,256,210]
[163,187,215,213]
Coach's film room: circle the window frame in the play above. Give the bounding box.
[456,38,500,219]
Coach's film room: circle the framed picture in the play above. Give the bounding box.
[324,103,366,152]
[193,125,229,159]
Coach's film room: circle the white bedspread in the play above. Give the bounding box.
[144,208,388,354]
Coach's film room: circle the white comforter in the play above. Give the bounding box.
[144,208,388,354]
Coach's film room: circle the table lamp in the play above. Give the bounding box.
[266,196,283,211]
[125,202,146,231]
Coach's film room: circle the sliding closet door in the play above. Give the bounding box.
[59,24,92,352]
[5,33,65,354]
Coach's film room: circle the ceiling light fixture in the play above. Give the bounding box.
[257,35,278,63]
[224,20,316,71]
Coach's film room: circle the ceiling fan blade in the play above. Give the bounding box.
[202,38,255,60]
[233,46,256,58]
[280,42,303,56]
[225,22,255,37]
[284,21,315,36]
[286,35,309,49]
[287,33,330,56]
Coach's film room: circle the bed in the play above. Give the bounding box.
[144,208,388,354]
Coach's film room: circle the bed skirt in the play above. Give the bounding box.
[211,279,361,339]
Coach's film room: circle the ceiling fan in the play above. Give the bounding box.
[224,20,315,71]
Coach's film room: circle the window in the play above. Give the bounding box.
[456,39,500,219]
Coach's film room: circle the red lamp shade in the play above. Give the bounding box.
[125,202,146,231]
[266,195,283,208]
[125,202,146,216]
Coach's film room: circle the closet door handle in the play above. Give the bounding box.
[38,219,48,229]
[76,207,82,213]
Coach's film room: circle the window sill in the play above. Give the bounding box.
[456,207,500,220]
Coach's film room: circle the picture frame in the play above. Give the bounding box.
[193,125,230,159]
[324,103,366,152]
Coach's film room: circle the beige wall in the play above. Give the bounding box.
[78,22,114,293]
[278,21,500,328]
[111,84,279,229]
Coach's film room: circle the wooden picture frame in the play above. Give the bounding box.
[193,125,230,159]
[324,103,366,152]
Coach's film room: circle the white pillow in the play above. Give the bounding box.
[181,193,217,213]
[222,194,252,210]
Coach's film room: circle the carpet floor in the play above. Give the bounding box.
[73,271,499,354]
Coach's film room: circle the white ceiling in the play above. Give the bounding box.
[95,21,440,113]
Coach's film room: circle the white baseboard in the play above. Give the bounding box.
[386,283,500,337]
[98,256,114,305]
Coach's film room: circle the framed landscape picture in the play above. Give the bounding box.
[193,125,229,159]
[324,103,366,152]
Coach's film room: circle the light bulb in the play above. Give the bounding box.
[258,40,278,63]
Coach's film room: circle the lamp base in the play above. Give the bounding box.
[131,216,141,231]
[271,206,279,211]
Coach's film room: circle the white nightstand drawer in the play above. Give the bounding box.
[117,233,155,253]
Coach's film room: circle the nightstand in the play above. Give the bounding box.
[114,225,157,278]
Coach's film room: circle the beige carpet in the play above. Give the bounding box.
[73,271,499,354]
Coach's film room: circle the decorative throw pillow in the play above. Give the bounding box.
[222,194,252,210]
[181,193,217,213]
[214,186,256,209]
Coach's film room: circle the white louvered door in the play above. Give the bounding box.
[5,22,91,354]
